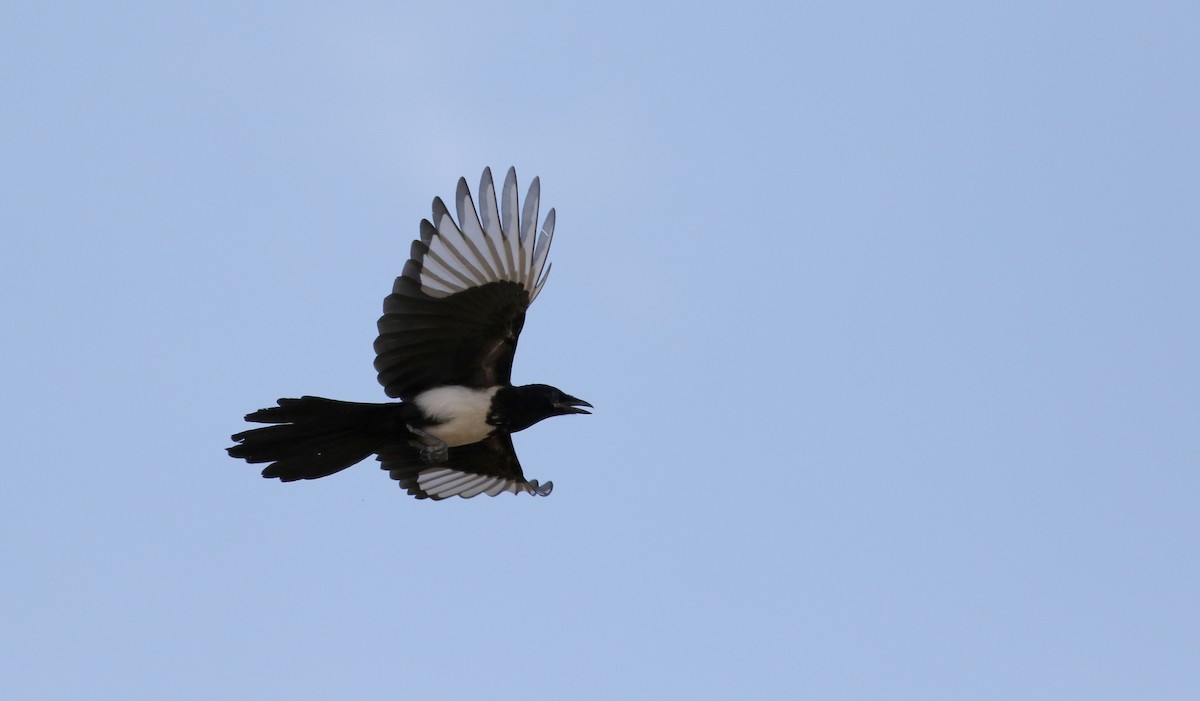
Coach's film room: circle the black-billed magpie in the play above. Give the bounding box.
[227,168,590,499]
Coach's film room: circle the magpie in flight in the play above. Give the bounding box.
[228,167,590,499]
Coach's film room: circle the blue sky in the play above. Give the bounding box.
[3,2,1197,699]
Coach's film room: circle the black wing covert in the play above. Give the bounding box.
[378,433,554,500]
[374,167,555,401]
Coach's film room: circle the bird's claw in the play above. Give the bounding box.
[419,443,449,465]
[408,426,449,465]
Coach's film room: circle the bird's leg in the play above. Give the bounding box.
[407,426,449,465]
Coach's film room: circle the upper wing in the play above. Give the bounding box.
[374,167,556,400]
[378,433,553,500]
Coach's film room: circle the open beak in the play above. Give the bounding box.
[557,394,593,415]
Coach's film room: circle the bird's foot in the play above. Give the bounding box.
[420,443,449,464]
[408,426,449,465]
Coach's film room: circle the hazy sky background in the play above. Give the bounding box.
[3,2,1197,699]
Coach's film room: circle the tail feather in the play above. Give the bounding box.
[228,396,406,482]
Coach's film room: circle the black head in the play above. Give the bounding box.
[492,384,592,433]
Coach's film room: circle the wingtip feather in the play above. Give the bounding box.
[407,168,557,301]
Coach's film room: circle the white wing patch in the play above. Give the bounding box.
[418,167,555,302]
[416,467,553,499]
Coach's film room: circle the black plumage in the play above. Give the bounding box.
[228,168,589,499]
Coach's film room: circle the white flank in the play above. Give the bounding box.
[412,385,501,447]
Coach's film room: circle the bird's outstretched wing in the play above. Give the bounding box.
[374,167,555,401]
[378,433,553,500]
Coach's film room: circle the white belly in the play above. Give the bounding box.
[413,385,501,447]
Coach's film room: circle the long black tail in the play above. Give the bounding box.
[228,396,410,481]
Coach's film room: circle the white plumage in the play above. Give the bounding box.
[412,385,500,447]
